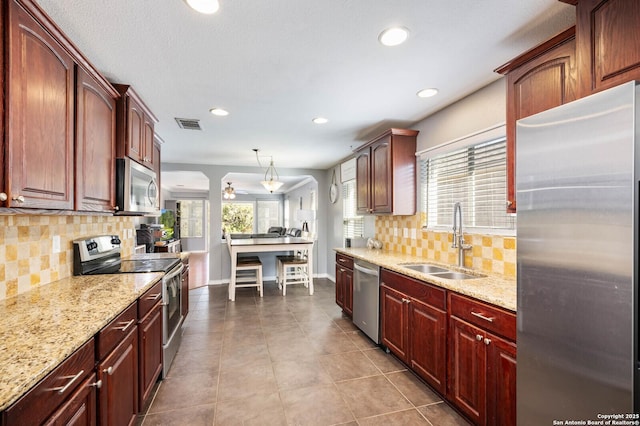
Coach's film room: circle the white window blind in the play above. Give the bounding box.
[342,180,364,238]
[420,137,515,231]
[256,200,281,233]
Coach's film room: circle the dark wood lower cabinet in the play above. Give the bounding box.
[380,270,447,395]
[335,254,353,316]
[44,373,98,426]
[138,302,163,411]
[487,334,517,426]
[97,327,139,426]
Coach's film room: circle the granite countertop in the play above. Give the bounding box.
[126,252,189,261]
[335,247,516,312]
[0,272,163,411]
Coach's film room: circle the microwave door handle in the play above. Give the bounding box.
[147,179,157,205]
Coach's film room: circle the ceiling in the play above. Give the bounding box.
[36,0,575,174]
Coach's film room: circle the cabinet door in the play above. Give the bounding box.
[98,327,138,426]
[575,0,640,97]
[335,264,345,309]
[370,138,392,214]
[380,285,408,362]
[355,150,371,214]
[501,29,576,212]
[448,316,486,425]
[486,335,516,426]
[343,267,353,317]
[142,115,154,167]
[408,298,447,395]
[7,0,75,209]
[75,67,116,212]
[44,373,98,426]
[126,96,144,163]
[181,265,189,318]
[138,303,162,411]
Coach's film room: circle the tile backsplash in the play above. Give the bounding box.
[375,214,516,279]
[0,215,137,300]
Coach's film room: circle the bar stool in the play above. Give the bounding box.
[276,251,309,296]
[235,257,263,297]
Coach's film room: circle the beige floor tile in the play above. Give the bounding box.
[336,375,412,418]
[356,408,431,425]
[147,372,218,413]
[386,370,442,407]
[362,348,407,373]
[418,402,471,425]
[214,392,287,426]
[272,357,333,390]
[142,403,215,426]
[216,360,278,401]
[319,351,381,381]
[280,384,355,426]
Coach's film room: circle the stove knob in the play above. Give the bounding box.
[111,237,121,245]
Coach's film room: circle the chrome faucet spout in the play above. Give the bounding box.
[451,202,471,267]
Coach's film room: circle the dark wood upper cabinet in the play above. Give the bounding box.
[573,0,640,97]
[6,0,75,209]
[114,84,158,171]
[355,128,418,215]
[75,67,118,212]
[495,27,577,213]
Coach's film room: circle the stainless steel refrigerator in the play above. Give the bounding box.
[516,80,639,423]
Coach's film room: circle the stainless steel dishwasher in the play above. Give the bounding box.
[353,259,381,343]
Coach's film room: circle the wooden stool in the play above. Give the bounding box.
[235,258,263,297]
[276,253,309,296]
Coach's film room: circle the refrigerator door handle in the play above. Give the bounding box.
[471,311,494,323]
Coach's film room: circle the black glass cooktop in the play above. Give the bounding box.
[119,258,181,273]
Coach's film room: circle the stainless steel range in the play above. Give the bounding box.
[73,235,184,378]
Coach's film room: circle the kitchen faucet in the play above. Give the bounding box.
[452,202,472,267]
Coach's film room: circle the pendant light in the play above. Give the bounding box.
[223,182,236,199]
[254,149,284,193]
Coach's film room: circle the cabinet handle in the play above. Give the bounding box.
[476,334,483,341]
[12,195,25,203]
[90,380,103,389]
[114,318,135,332]
[146,292,161,301]
[50,370,84,394]
[0,193,6,202]
[471,311,494,323]
[506,200,513,207]
[104,366,113,375]
[484,338,492,346]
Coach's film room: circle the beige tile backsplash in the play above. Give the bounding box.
[375,214,516,279]
[0,215,136,300]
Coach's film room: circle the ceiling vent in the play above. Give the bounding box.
[175,117,202,130]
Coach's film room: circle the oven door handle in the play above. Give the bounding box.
[164,263,184,282]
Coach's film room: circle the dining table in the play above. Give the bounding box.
[226,236,314,301]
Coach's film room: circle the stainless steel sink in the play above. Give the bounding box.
[430,271,486,280]
[401,264,450,274]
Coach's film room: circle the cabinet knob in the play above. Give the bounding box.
[484,338,492,346]
[12,195,25,203]
[476,334,483,341]
[90,379,103,389]
[0,193,6,202]
[103,366,113,375]
[506,200,513,207]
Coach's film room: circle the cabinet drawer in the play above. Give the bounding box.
[3,338,95,426]
[381,269,446,311]
[449,293,516,341]
[97,302,138,360]
[336,253,354,270]
[138,280,162,319]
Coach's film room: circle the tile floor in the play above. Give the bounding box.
[137,279,470,426]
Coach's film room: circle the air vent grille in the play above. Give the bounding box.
[175,118,202,130]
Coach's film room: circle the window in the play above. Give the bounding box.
[256,200,281,233]
[179,200,205,238]
[343,180,364,238]
[420,133,515,232]
[222,202,254,234]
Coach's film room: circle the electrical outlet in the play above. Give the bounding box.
[52,235,61,253]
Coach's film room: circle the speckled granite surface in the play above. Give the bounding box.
[0,273,162,411]
[335,248,516,312]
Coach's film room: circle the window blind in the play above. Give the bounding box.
[342,180,364,238]
[420,137,515,230]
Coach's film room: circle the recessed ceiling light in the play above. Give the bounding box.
[417,88,439,98]
[185,0,219,14]
[312,117,329,124]
[378,27,409,46]
[209,108,229,116]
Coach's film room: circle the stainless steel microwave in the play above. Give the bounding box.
[115,157,159,215]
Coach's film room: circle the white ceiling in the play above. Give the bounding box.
[36,0,574,174]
